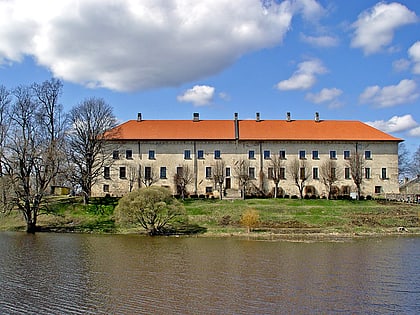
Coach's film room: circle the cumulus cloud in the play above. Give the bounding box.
[366,114,418,133]
[359,79,419,107]
[392,58,410,72]
[408,41,420,74]
[300,34,339,47]
[306,87,342,103]
[177,85,215,106]
[351,2,418,55]
[0,0,329,92]
[408,126,420,137]
[277,59,327,90]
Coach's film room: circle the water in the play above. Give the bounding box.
[0,233,419,314]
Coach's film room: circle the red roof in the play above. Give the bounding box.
[106,119,402,142]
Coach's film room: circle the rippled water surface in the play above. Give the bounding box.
[0,233,419,314]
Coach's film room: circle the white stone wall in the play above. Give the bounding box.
[91,140,400,198]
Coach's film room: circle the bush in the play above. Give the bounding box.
[240,209,260,233]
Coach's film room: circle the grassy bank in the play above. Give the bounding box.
[1,197,419,238]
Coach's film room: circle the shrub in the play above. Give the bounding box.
[240,209,260,233]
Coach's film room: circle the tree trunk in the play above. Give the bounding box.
[26,221,36,234]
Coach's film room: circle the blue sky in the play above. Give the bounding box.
[1,0,419,151]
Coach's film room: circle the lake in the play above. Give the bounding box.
[0,232,419,314]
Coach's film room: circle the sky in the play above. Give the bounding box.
[0,0,419,152]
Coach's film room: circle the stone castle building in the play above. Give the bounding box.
[92,112,401,199]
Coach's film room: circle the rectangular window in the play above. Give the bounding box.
[184,150,191,160]
[381,168,387,179]
[103,184,109,192]
[113,150,119,159]
[206,187,213,194]
[148,150,155,159]
[268,167,273,179]
[160,167,167,179]
[375,186,381,194]
[249,167,255,179]
[197,150,204,159]
[300,167,306,180]
[279,167,285,180]
[214,150,221,159]
[344,150,350,159]
[345,167,350,179]
[279,150,286,159]
[225,167,231,177]
[145,166,152,179]
[176,167,183,176]
[312,150,319,159]
[299,150,306,159]
[248,150,255,159]
[313,167,319,180]
[365,167,371,179]
[125,150,133,159]
[330,150,337,159]
[104,166,110,179]
[119,166,126,179]
[365,150,371,159]
[205,166,212,178]
[264,150,270,159]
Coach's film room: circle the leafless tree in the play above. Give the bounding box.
[212,159,225,200]
[67,97,118,204]
[410,145,420,179]
[320,159,340,199]
[268,155,285,198]
[140,165,159,187]
[347,150,365,200]
[289,157,311,199]
[174,164,193,199]
[0,85,12,209]
[398,142,411,181]
[234,159,252,199]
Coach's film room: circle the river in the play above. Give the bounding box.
[0,232,419,314]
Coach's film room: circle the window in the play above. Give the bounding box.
[312,150,319,159]
[176,167,183,176]
[205,166,212,178]
[214,150,221,159]
[145,167,152,179]
[148,150,155,159]
[345,167,350,179]
[344,150,350,159]
[365,150,371,159]
[279,167,286,180]
[249,167,255,179]
[264,150,270,159]
[197,150,204,159]
[365,167,371,179]
[104,167,110,179]
[119,167,126,179]
[313,167,319,180]
[381,168,387,179]
[112,150,119,159]
[300,167,306,180]
[184,150,191,160]
[248,150,255,159]
[330,150,337,159]
[125,150,133,159]
[160,167,167,179]
[103,184,109,192]
[279,150,286,159]
[268,167,273,179]
[206,187,213,194]
[375,186,382,194]
[225,167,231,177]
[299,150,306,159]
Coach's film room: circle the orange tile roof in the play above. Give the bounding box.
[106,119,402,142]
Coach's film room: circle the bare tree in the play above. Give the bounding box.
[289,157,311,199]
[398,142,411,181]
[212,159,225,200]
[234,159,252,199]
[268,155,285,198]
[127,165,138,192]
[320,159,340,199]
[410,145,420,178]
[347,150,365,200]
[140,165,159,187]
[67,97,117,204]
[0,85,12,209]
[174,164,193,199]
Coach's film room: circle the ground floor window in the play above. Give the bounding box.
[103,184,109,192]
[375,186,382,193]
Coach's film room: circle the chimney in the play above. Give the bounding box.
[256,112,260,122]
[193,112,200,122]
[137,113,142,122]
[315,112,320,122]
[234,112,239,140]
[286,112,291,122]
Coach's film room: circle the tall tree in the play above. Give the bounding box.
[410,145,420,178]
[320,159,340,199]
[289,157,311,199]
[67,97,117,204]
[174,164,193,199]
[0,85,11,209]
[398,142,411,181]
[212,159,225,200]
[268,155,285,198]
[347,150,365,200]
[234,159,252,199]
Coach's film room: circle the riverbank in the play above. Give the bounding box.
[1,197,419,238]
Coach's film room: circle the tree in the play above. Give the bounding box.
[268,155,285,198]
[173,164,193,199]
[140,165,159,187]
[212,159,225,200]
[235,159,252,199]
[289,157,310,199]
[410,145,420,178]
[67,97,117,204]
[320,159,340,199]
[347,150,365,200]
[398,142,411,181]
[240,208,260,233]
[115,186,185,235]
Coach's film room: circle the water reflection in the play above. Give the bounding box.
[0,233,419,314]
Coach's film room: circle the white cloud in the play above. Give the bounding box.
[277,59,327,90]
[359,79,419,107]
[392,58,410,72]
[351,2,418,55]
[177,85,215,106]
[0,0,302,92]
[408,41,420,74]
[300,33,339,47]
[291,0,325,21]
[366,114,418,133]
[408,126,420,137]
[306,87,342,103]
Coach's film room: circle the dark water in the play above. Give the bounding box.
[0,233,419,314]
